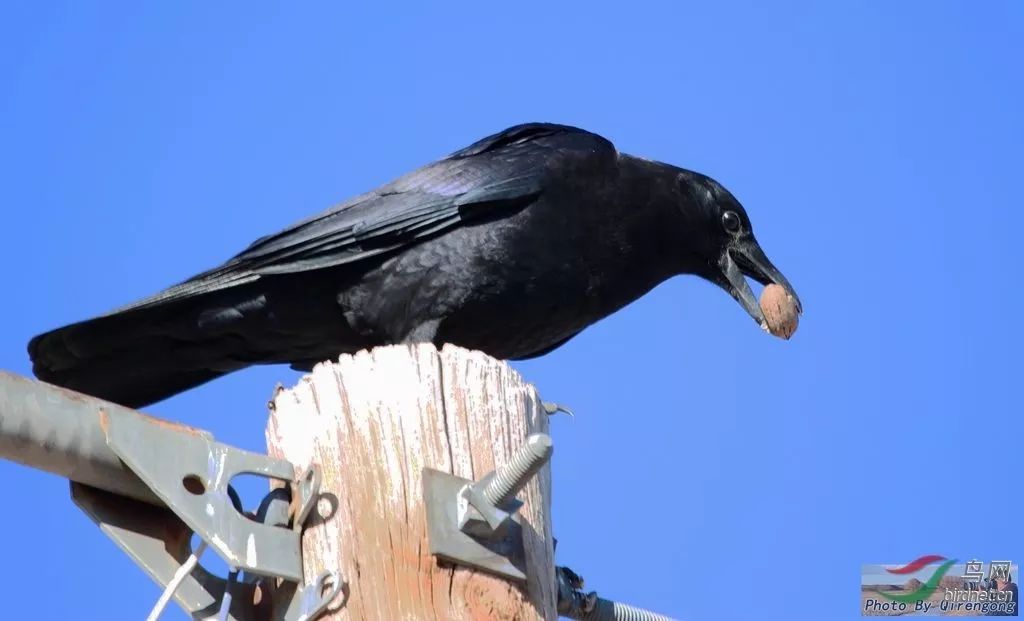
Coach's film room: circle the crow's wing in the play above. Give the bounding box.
[114,123,615,314]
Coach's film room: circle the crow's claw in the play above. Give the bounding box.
[542,401,574,418]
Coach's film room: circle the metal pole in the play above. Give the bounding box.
[0,371,161,505]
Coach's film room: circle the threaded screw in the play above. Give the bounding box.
[570,597,676,621]
[481,433,553,506]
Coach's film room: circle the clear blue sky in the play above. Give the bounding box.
[1,3,1020,620]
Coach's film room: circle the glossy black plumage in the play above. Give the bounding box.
[28,123,800,408]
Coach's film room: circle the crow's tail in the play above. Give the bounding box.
[28,301,246,409]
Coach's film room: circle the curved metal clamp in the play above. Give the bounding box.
[286,570,344,621]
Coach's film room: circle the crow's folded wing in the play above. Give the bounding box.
[115,123,614,313]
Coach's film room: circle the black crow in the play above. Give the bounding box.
[29,123,801,408]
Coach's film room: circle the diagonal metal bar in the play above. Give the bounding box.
[0,371,161,505]
[1,371,343,618]
[0,371,306,580]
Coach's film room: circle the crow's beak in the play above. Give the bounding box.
[716,236,802,330]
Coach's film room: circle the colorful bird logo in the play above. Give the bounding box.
[879,555,958,603]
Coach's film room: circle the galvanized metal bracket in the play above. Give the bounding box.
[70,405,342,620]
[422,468,529,581]
[100,406,303,581]
[0,373,341,619]
[72,482,259,620]
[291,465,321,533]
[272,569,344,621]
[422,432,555,582]
[72,482,341,621]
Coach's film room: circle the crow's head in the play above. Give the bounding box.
[674,169,802,331]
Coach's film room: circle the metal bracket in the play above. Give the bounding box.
[73,475,340,621]
[423,468,529,580]
[291,465,321,532]
[0,373,342,619]
[423,432,553,581]
[100,406,304,581]
[272,570,344,621]
[73,482,260,620]
[75,406,341,620]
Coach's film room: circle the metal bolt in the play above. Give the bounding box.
[481,433,553,506]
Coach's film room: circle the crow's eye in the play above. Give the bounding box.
[722,211,741,233]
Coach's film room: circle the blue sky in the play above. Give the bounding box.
[1,2,1021,620]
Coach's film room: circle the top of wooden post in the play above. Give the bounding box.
[266,344,557,621]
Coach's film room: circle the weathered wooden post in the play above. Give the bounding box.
[265,344,558,620]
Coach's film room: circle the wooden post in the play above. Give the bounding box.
[265,344,557,620]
